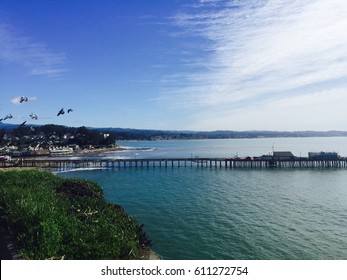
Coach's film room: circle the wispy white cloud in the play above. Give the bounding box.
[189,85,347,131]
[0,24,67,77]
[161,0,347,130]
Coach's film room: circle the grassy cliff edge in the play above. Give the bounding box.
[0,169,151,260]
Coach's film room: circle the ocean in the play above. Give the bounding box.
[58,137,347,259]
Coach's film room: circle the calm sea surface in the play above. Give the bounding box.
[59,138,347,259]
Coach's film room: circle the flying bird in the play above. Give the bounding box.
[30,113,38,120]
[3,113,13,121]
[67,108,73,113]
[57,108,65,116]
[19,121,27,127]
[20,96,28,103]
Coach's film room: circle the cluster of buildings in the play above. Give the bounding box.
[230,151,341,161]
[261,151,340,161]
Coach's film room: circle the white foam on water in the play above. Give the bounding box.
[53,167,108,174]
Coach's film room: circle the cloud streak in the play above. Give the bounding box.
[0,24,67,77]
[161,0,347,130]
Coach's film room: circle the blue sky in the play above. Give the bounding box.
[1,0,347,131]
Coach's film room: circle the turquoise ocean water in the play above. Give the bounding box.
[59,138,347,259]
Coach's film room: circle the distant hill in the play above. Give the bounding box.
[96,127,347,140]
[0,123,41,131]
[2,123,347,140]
[0,123,18,131]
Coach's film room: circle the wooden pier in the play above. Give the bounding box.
[5,157,347,171]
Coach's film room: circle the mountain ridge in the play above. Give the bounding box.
[2,123,347,140]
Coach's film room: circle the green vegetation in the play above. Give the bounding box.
[2,123,347,143]
[0,169,151,259]
[0,124,115,150]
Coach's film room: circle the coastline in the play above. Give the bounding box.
[1,146,126,163]
[6,146,150,160]
[72,146,153,157]
[76,146,126,156]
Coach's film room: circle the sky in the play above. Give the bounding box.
[1,0,347,131]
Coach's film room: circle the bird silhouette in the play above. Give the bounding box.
[57,108,65,116]
[19,121,27,127]
[67,108,73,113]
[30,113,38,120]
[3,113,13,121]
[20,96,28,103]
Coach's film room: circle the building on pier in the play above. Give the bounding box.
[273,151,295,160]
[308,151,339,160]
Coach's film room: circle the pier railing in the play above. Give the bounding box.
[4,157,347,170]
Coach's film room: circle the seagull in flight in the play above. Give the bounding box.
[30,113,38,120]
[3,113,13,121]
[67,108,73,113]
[19,121,27,127]
[20,96,28,103]
[57,108,65,116]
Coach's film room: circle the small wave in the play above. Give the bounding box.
[68,157,83,160]
[53,167,108,174]
[102,155,129,160]
[118,146,156,151]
